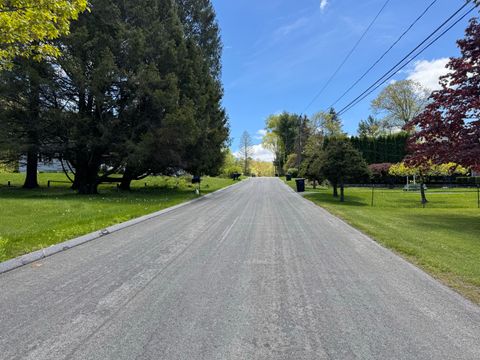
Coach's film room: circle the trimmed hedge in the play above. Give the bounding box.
[457,177,480,185]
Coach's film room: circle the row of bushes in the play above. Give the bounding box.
[457,177,480,185]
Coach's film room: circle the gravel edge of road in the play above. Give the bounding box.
[0,179,247,275]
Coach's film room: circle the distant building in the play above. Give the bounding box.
[18,156,63,173]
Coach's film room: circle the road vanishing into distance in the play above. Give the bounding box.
[1,178,479,359]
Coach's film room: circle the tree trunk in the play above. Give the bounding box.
[119,167,134,191]
[340,182,345,202]
[333,182,338,197]
[23,149,39,189]
[420,182,428,204]
[312,180,317,189]
[73,161,100,195]
[78,171,99,195]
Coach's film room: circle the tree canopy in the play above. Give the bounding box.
[318,139,370,201]
[0,0,228,194]
[372,80,430,131]
[406,18,480,171]
[0,0,88,69]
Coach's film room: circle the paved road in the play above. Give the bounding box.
[1,178,479,360]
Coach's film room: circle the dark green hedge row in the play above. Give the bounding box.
[457,177,480,185]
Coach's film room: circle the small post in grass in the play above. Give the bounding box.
[7,181,11,187]
[371,184,375,207]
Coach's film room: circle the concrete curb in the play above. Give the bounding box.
[0,179,246,275]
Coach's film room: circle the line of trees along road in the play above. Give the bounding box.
[262,16,480,203]
[0,0,229,194]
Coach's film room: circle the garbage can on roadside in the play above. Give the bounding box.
[286,174,292,181]
[295,178,305,193]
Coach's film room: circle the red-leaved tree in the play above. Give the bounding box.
[405,18,480,171]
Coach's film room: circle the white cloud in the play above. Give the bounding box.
[254,129,267,140]
[407,58,450,91]
[320,0,329,12]
[234,144,274,162]
[251,144,275,162]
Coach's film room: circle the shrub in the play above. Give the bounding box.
[287,168,299,177]
[457,177,480,185]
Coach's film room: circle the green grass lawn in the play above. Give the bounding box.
[284,178,480,304]
[0,172,237,263]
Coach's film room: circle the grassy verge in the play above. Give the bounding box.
[284,178,480,304]
[0,172,238,262]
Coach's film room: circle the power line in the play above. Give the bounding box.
[329,0,439,109]
[337,1,475,117]
[338,3,476,116]
[301,0,391,114]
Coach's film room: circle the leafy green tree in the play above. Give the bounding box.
[219,149,242,178]
[299,133,324,188]
[262,131,282,175]
[0,0,228,193]
[311,108,345,138]
[319,139,370,201]
[389,162,468,204]
[0,0,88,68]
[283,153,297,174]
[372,80,430,131]
[294,115,310,167]
[357,115,382,138]
[264,112,304,174]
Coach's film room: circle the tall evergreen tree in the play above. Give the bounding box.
[117,0,199,190]
[0,60,57,188]
[51,0,124,194]
[176,0,223,78]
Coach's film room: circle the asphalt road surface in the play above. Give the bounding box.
[1,178,479,360]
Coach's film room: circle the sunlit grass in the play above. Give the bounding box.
[0,172,236,262]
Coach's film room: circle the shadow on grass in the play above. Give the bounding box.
[304,192,370,207]
[401,212,480,241]
[0,185,199,201]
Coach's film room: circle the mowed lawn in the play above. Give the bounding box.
[0,172,236,263]
[285,179,480,304]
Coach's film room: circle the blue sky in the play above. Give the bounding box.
[211,0,477,160]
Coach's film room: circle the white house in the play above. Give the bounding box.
[18,156,63,173]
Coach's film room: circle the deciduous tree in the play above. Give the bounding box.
[264,112,307,174]
[239,131,253,175]
[0,0,88,68]
[372,80,430,132]
[406,18,480,171]
[311,108,345,138]
[389,162,468,204]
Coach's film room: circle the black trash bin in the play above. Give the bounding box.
[295,178,305,192]
[286,174,292,181]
